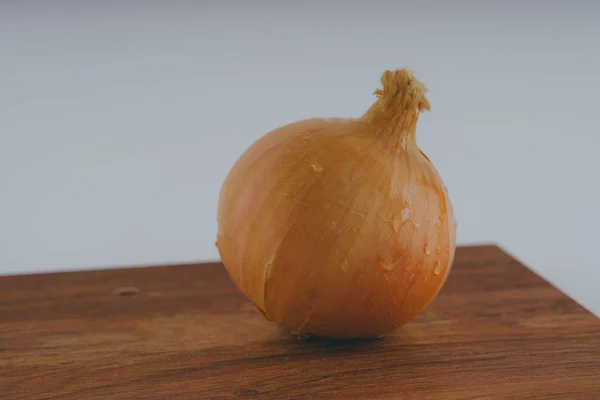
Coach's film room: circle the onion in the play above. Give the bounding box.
[217,69,456,338]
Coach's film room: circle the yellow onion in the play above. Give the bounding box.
[217,69,456,339]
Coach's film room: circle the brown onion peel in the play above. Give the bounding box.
[217,69,456,339]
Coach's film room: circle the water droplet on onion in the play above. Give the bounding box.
[424,243,431,256]
[378,256,395,271]
[433,261,442,276]
[310,161,323,172]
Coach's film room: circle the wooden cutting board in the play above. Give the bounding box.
[1,245,598,399]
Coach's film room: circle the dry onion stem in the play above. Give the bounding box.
[217,69,456,339]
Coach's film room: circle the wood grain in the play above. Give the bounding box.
[0,245,598,399]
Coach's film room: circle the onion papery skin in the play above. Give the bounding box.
[217,69,456,339]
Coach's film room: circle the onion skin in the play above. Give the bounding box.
[217,69,456,339]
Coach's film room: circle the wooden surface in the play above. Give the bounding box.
[1,245,598,400]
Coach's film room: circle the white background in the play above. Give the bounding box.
[1,1,598,316]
